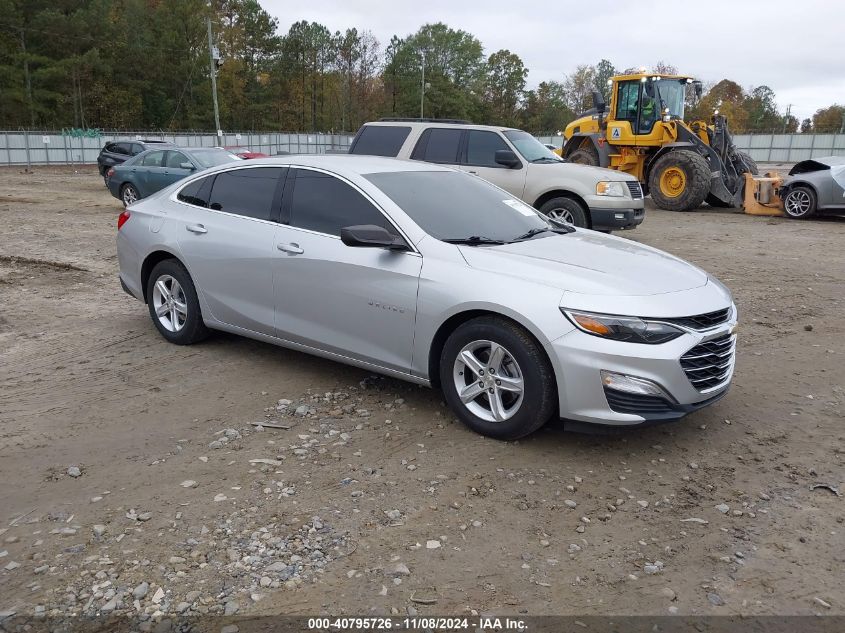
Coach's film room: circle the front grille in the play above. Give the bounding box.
[660,308,731,331]
[626,181,643,199]
[604,389,675,415]
[680,334,735,391]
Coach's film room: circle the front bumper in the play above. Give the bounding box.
[589,207,645,230]
[550,317,736,427]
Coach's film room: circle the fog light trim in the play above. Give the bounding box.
[600,370,675,402]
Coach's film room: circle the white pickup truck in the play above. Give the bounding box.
[348,119,645,232]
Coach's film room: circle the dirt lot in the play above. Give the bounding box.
[0,166,843,622]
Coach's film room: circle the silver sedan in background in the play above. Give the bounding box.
[116,156,737,439]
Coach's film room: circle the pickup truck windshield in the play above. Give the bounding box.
[365,170,552,243]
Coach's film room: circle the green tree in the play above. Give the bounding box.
[482,49,527,127]
[520,81,574,133]
[594,59,616,102]
[563,64,596,113]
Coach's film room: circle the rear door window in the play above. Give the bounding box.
[411,128,463,164]
[207,167,285,221]
[141,150,165,167]
[465,131,510,168]
[287,169,393,237]
[177,177,213,208]
[349,125,411,156]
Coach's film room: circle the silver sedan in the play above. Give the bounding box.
[116,156,737,439]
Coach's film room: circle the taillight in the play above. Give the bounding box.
[107,167,115,177]
[117,210,130,230]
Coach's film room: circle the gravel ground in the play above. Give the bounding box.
[0,166,843,622]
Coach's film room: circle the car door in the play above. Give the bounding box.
[163,150,196,187]
[272,167,422,373]
[459,130,527,198]
[135,150,167,196]
[175,166,286,335]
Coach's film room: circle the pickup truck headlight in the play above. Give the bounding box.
[561,309,684,344]
[595,181,626,197]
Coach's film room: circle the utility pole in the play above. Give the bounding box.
[420,51,425,119]
[782,104,792,134]
[20,28,34,128]
[840,111,845,134]
[207,17,222,142]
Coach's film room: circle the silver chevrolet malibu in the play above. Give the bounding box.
[116,155,737,439]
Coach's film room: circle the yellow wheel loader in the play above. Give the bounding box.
[562,72,758,211]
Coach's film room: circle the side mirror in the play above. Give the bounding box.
[180,162,195,170]
[340,224,408,251]
[494,149,521,169]
[591,90,606,114]
[693,80,703,99]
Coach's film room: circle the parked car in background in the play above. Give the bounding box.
[116,155,736,439]
[107,147,240,207]
[224,146,270,160]
[97,139,173,182]
[348,119,644,232]
[779,156,845,219]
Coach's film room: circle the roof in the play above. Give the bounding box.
[810,156,845,167]
[362,120,519,134]
[232,154,455,176]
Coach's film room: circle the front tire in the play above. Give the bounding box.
[783,186,817,219]
[648,149,710,211]
[440,316,556,440]
[121,183,140,208]
[146,260,210,345]
[538,196,589,228]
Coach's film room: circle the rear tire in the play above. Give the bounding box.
[648,150,710,211]
[538,196,589,228]
[706,151,759,207]
[146,260,210,345]
[783,186,817,219]
[568,147,599,166]
[440,316,556,440]
[737,151,759,175]
[120,183,140,208]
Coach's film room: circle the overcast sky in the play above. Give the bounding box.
[264,0,844,123]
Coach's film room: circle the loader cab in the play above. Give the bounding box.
[608,75,692,141]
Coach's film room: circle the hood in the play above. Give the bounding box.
[459,230,708,296]
[534,161,639,181]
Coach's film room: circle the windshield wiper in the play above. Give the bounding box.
[531,157,560,163]
[512,226,574,241]
[441,236,508,246]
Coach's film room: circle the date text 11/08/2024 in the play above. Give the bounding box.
[307,617,527,630]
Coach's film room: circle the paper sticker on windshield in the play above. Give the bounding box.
[503,199,536,216]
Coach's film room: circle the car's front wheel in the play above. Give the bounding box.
[146,260,209,345]
[121,183,140,208]
[783,186,817,219]
[538,196,588,228]
[440,316,556,440]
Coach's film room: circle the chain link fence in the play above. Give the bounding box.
[0,130,354,167]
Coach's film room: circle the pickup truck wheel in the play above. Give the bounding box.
[538,197,588,228]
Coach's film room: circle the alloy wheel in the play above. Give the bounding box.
[784,190,812,217]
[122,186,137,206]
[546,207,575,224]
[452,340,524,422]
[152,274,188,333]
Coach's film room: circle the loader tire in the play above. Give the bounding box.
[568,147,599,166]
[706,151,759,207]
[648,150,710,211]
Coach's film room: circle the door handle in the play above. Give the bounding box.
[277,242,303,254]
[186,223,207,234]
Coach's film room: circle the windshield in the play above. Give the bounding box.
[503,130,561,163]
[191,149,241,168]
[651,79,686,119]
[364,170,556,243]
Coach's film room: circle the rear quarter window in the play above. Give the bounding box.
[349,125,411,157]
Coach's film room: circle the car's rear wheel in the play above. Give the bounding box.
[440,316,556,440]
[121,183,140,208]
[783,186,817,219]
[146,260,209,345]
[538,196,589,228]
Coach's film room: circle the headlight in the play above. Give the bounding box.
[596,181,626,197]
[561,309,684,344]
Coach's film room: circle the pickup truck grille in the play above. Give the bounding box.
[626,181,643,199]
[680,334,735,391]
